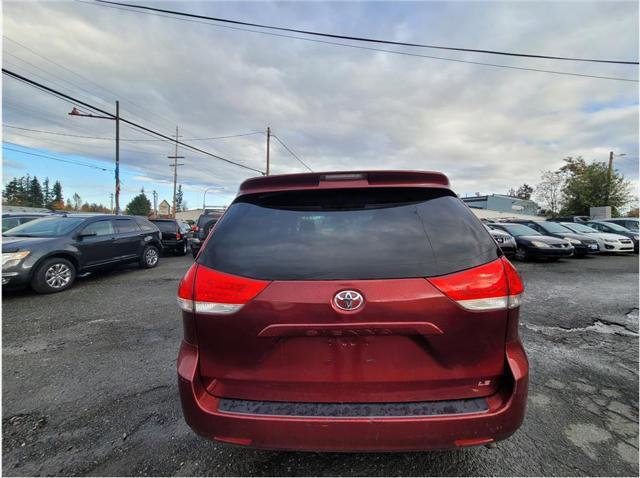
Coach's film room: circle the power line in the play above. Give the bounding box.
[6,35,263,144]
[2,68,265,174]
[85,1,639,83]
[3,124,265,142]
[272,134,313,172]
[3,35,188,134]
[2,146,112,171]
[94,0,638,65]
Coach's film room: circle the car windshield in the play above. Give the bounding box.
[595,222,630,232]
[497,224,540,237]
[618,220,639,231]
[539,222,573,233]
[563,223,598,234]
[607,222,633,232]
[3,216,85,237]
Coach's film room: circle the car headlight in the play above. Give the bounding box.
[531,241,550,248]
[565,237,582,245]
[604,238,618,243]
[2,251,31,268]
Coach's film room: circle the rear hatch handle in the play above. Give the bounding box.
[258,322,443,337]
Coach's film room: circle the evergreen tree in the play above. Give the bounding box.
[126,192,152,216]
[50,181,64,209]
[3,178,20,204]
[42,177,51,208]
[30,177,44,207]
[21,175,31,206]
[176,184,184,212]
[52,181,63,204]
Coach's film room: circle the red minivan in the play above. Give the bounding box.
[177,171,528,451]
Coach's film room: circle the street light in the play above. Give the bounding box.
[69,101,120,214]
[606,151,626,205]
[203,187,218,209]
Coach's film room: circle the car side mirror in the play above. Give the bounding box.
[78,231,97,239]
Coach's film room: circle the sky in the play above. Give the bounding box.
[2,0,639,211]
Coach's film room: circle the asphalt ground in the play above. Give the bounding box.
[2,253,638,476]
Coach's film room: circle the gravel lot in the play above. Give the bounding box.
[2,254,638,476]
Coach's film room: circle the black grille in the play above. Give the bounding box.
[218,397,488,417]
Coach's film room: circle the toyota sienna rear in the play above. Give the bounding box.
[177,171,528,451]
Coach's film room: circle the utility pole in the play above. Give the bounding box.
[152,190,158,216]
[115,100,120,214]
[109,193,114,213]
[69,99,120,213]
[168,126,184,219]
[266,126,271,176]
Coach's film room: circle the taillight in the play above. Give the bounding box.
[177,264,269,315]
[428,258,524,311]
[192,226,199,232]
[501,256,524,308]
[176,232,182,240]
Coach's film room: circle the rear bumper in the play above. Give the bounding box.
[177,340,528,451]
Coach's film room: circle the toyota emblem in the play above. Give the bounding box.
[333,290,364,311]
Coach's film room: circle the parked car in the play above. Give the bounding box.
[583,220,639,252]
[507,220,599,257]
[2,212,51,232]
[602,217,639,232]
[485,224,516,258]
[559,222,634,253]
[547,215,590,223]
[488,223,574,261]
[190,209,224,258]
[150,218,192,256]
[176,171,528,452]
[2,214,162,293]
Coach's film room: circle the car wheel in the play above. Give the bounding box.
[514,247,529,262]
[140,245,160,269]
[31,257,76,294]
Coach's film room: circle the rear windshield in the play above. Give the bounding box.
[151,220,177,232]
[198,188,499,280]
[197,214,221,228]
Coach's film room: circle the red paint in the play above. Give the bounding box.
[238,170,450,197]
[176,170,529,451]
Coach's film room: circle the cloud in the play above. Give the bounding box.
[2,0,638,202]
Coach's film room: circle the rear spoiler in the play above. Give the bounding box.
[237,170,450,197]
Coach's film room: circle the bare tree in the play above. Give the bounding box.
[534,170,566,216]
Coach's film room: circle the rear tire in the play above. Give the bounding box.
[31,257,76,294]
[140,245,160,269]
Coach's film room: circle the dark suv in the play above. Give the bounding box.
[176,171,528,451]
[150,218,192,256]
[2,214,162,293]
[190,209,224,258]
